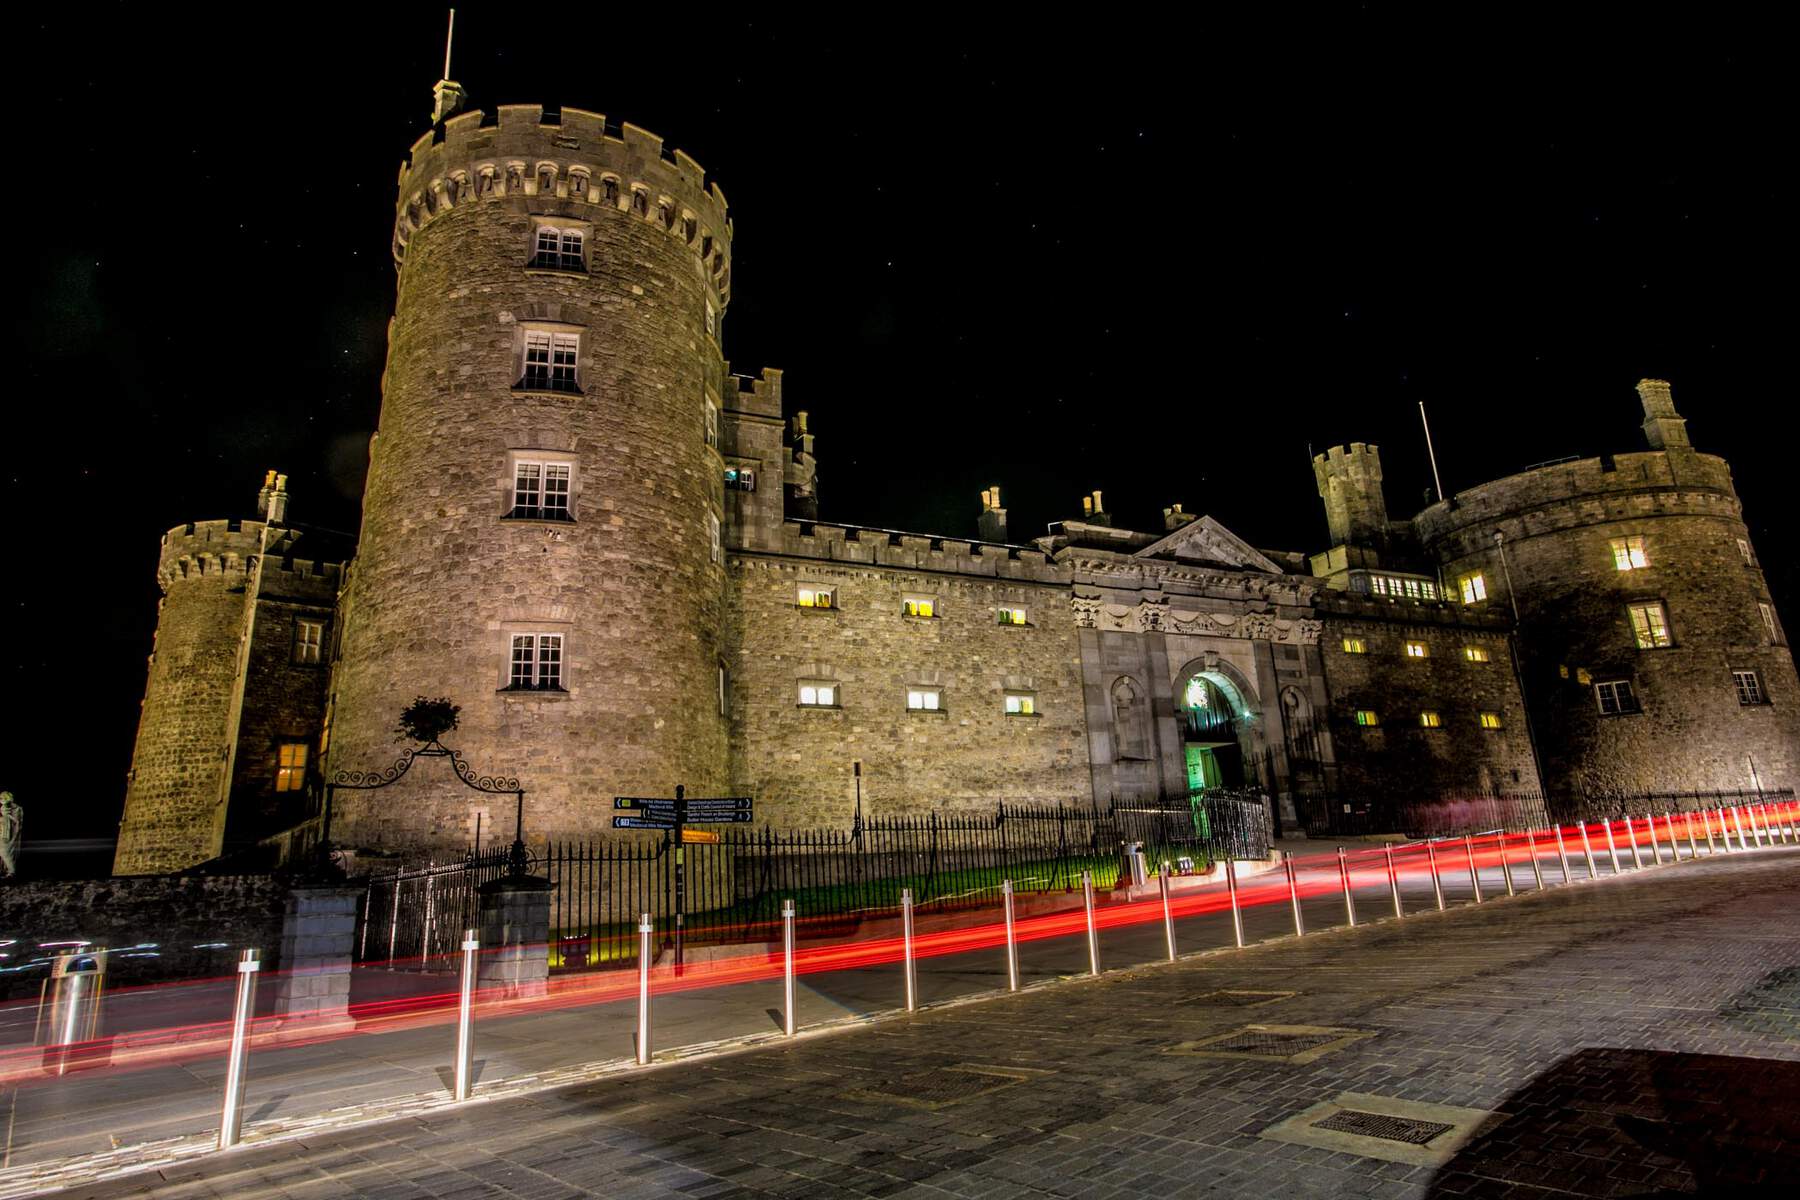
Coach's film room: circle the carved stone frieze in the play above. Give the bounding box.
[1072,594,1321,644]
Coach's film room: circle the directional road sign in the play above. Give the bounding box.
[612,815,675,830]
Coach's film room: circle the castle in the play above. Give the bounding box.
[111,89,1799,875]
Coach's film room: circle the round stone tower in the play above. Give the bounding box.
[1414,380,1799,807]
[114,519,265,874]
[326,101,734,857]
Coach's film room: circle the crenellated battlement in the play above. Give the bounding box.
[156,520,265,591]
[756,521,1069,585]
[394,104,733,301]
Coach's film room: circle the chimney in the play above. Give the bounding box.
[1163,503,1198,532]
[1637,378,1691,451]
[255,469,277,518]
[978,486,1008,543]
[1081,490,1112,528]
[266,474,290,524]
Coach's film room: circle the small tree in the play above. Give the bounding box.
[395,696,460,744]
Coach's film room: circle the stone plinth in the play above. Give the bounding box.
[272,885,361,1025]
[477,874,553,999]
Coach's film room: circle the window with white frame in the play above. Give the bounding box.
[519,330,580,393]
[1737,538,1754,565]
[1463,645,1491,663]
[1627,601,1672,649]
[508,633,564,690]
[1611,535,1649,571]
[530,225,585,271]
[1003,691,1037,716]
[997,606,1028,626]
[1457,572,1487,604]
[1595,679,1640,715]
[798,680,837,707]
[511,460,572,519]
[703,396,719,449]
[903,595,937,618]
[906,687,942,711]
[1404,641,1429,659]
[293,619,324,665]
[274,742,308,792]
[1760,602,1780,642]
[1733,670,1765,706]
[704,302,717,339]
[797,584,835,609]
[707,512,721,564]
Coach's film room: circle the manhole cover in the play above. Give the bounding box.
[842,1066,1029,1110]
[1311,1109,1454,1145]
[1178,989,1297,1008]
[1207,1030,1340,1056]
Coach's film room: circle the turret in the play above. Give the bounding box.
[1313,443,1390,550]
[1637,378,1691,451]
[978,486,1008,542]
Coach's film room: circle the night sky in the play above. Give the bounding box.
[10,7,1792,854]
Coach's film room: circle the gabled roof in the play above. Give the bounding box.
[1133,515,1285,574]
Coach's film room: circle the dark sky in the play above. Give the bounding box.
[9,6,1792,848]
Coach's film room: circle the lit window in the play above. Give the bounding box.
[797,585,835,609]
[1463,645,1490,663]
[1627,601,1672,649]
[997,607,1028,626]
[1595,679,1640,715]
[1004,691,1037,716]
[906,688,941,711]
[274,742,308,792]
[798,681,837,707]
[508,633,564,691]
[530,225,584,271]
[704,397,719,449]
[1760,602,1780,642]
[293,619,324,665]
[1458,572,1488,604]
[724,467,755,491]
[1737,538,1753,565]
[1733,670,1764,706]
[1478,711,1503,729]
[1419,711,1441,728]
[903,596,936,618]
[1404,641,1429,658]
[512,460,572,519]
[1341,637,1368,654]
[1610,535,1649,571]
[520,331,580,393]
[1354,709,1380,727]
[707,512,721,564]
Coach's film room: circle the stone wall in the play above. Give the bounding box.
[0,874,289,1000]
[726,553,1090,826]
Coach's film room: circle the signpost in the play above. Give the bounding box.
[610,785,754,969]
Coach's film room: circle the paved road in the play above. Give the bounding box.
[20,840,1798,1197]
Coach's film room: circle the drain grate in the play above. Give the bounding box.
[843,1066,1029,1109]
[1311,1109,1454,1145]
[1206,1030,1340,1056]
[1178,989,1297,1008]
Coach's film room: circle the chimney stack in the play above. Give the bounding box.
[1637,378,1691,451]
[1081,490,1111,528]
[255,469,277,519]
[1163,503,1197,532]
[978,486,1008,543]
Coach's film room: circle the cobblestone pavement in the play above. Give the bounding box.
[39,848,1800,1197]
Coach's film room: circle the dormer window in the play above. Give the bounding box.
[518,330,580,393]
[530,225,585,272]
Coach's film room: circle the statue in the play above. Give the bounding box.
[0,791,21,880]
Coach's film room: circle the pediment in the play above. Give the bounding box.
[1133,515,1283,574]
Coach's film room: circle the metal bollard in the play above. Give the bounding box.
[1226,858,1245,947]
[782,900,797,1037]
[217,948,261,1150]
[1702,807,1717,854]
[1603,818,1622,874]
[1748,805,1766,847]
[1499,832,1516,897]
[1645,813,1662,866]
[1684,810,1698,860]
[1553,825,1572,885]
[1664,813,1681,863]
[453,929,478,1101]
[1338,847,1358,926]
[1082,871,1100,976]
[1425,839,1446,910]
[1384,844,1403,919]
[1754,804,1771,847]
[1002,879,1020,991]
[1578,821,1597,879]
[1732,806,1749,850]
[636,914,653,1065]
[1158,865,1177,962]
[902,888,918,1010]
[1285,856,1305,936]
[1625,816,1644,870]
[1464,835,1483,903]
[1526,828,1545,890]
